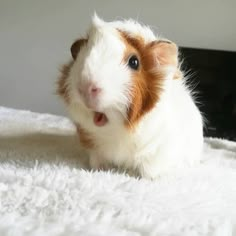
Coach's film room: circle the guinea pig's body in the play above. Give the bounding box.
[58,15,203,179]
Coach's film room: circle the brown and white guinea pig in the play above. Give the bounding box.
[57,15,203,179]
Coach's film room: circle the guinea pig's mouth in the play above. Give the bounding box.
[93,112,108,127]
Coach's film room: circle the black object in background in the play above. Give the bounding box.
[180,47,236,141]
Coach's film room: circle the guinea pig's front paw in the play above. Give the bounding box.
[89,155,111,171]
[139,170,159,180]
[138,161,162,180]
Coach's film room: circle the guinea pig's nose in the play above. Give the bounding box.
[88,84,101,97]
[79,82,101,99]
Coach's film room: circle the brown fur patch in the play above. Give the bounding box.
[120,32,175,128]
[57,60,73,103]
[58,38,94,149]
[57,38,88,103]
[76,125,95,149]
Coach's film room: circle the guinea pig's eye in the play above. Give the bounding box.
[128,55,139,70]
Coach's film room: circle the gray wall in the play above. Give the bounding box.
[0,0,235,115]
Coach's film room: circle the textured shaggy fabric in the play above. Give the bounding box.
[0,106,236,236]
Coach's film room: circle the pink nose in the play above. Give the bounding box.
[78,82,101,98]
[89,85,101,97]
[79,83,101,109]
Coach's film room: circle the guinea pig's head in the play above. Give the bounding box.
[58,15,180,129]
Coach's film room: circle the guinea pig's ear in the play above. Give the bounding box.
[149,40,178,67]
[70,38,87,60]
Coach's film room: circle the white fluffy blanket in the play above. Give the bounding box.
[0,106,236,236]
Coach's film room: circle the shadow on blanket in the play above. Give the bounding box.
[0,133,89,169]
[1,129,236,179]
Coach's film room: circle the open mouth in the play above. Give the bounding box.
[93,112,108,127]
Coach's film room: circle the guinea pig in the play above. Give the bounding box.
[57,14,203,179]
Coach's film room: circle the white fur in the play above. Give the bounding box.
[66,16,203,179]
